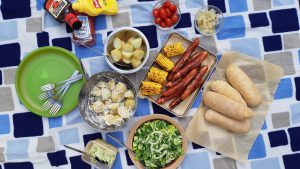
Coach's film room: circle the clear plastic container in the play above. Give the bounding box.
[82,139,118,169]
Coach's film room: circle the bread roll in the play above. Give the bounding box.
[226,64,262,107]
[205,109,251,133]
[209,80,246,105]
[203,91,253,120]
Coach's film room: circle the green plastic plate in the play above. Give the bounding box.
[15,46,85,117]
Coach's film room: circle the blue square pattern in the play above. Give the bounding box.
[70,155,91,169]
[250,157,281,169]
[36,32,50,47]
[59,128,80,145]
[48,116,62,128]
[249,12,269,28]
[105,132,124,148]
[152,102,176,117]
[185,0,204,8]
[217,15,245,40]
[0,70,2,85]
[134,98,151,117]
[36,0,42,11]
[4,162,33,169]
[130,3,154,23]
[228,0,248,13]
[0,43,21,68]
[230,38,261,59]
[47,150,68,166]
[125,150,134,166]
[95,15,107,31]
[295,77,300,101]
[269,8,299,33]
[0,114,10,134]
[192,142,204,149]
[181,152,210,169]
[192,91,203,108]
[6,139,29,160]
[112,152,122,169]
[262,35,282,52]
[287,127,300,152]
[13,112,43,138]
[89,56,112,75]
[65,108,84,125]
[174,13,192,29]
[83,132,102,146]
[135,25,158,49]
[75,33,104,58]
[52,37,73,51]
[273,0,295,7]
[261,121,267,130]
[274,78,293,99]
[1,0,31,19]
[283,153,300,169]
[0,21,18,41]
[268,130,288,147]
[290,103,300,124]
[208,0,226,13]
[248,134,266,159]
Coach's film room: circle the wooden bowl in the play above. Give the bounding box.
[127,114,188,169]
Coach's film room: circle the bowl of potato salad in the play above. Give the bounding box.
[104,27,150,74]
[78,71,137,131]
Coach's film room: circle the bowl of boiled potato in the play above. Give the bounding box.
[104,27,150,74]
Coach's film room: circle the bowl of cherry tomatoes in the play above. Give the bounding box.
[152,0,181,30]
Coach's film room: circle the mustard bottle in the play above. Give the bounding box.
[72,0,118,16]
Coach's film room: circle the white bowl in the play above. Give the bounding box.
[104,27,150,74]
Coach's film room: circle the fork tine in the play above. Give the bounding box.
[50,104,58,115]
[53,104,61,115]
[43,99,53,110]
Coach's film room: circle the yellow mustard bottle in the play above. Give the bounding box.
[72,0,118,16]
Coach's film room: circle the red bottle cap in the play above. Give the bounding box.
[64,13,82,30]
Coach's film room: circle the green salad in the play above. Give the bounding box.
[133,120,183,169]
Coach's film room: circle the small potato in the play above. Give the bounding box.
[111,49,122,62]
[205,109,251,133]
[122,57,131,64]
[122,43,134,52]
[127,37,135,44]
[125,99,135,109]
[124,90,134,99]
[131,57,141,68]
[130,38,142,49]
[133,49,145,60]
[113,37,122,49]
[122,51,133,59]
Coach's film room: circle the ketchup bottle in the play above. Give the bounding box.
[72,13,96,47]
[44,0,82,30]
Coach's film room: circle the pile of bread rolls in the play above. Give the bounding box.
[203,64,263,133]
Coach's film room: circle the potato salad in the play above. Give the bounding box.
[89,79,135,127]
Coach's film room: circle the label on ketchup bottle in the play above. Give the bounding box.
[46,0,68,19]
[73,15,91,39]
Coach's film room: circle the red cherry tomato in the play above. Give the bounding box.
[165,8,172,17]
[160,22,166,28]
[153,8,159,18]
[165,18,173,27]
[171,14,179,24]
[159,8,167,20]
[163,1,172,8]
[169,4,177,13]
[155,17,162,24]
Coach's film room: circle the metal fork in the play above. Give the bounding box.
[38,90,54,100]
[40,71,80,91]
[48,74,83,115]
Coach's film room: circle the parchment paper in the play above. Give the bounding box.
[186,51,284,162]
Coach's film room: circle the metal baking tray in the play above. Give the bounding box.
[138,32,217,117]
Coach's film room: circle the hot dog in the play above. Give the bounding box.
[172,51,208,82]
[156,92,181,104]
[169,65,208,108]
[162,68,198,97]
[165,79,181,88]
[169,38,200,76]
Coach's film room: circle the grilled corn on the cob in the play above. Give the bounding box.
[155,53,174,72]
[141,81,162,96]
[163,42,185,57]
[147,67,168,84]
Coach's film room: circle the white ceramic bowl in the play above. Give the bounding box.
[104,27,150,74]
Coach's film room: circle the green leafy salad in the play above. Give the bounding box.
[133,120,183,169]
